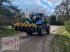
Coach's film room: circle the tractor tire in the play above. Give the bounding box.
[46,28,50,34]
[37,23,46,36]
[47,30,50,34]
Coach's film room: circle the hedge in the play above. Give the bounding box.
[65,20,70,33]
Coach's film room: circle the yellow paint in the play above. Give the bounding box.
[14,23,37,28]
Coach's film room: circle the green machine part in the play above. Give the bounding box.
[19,18,31,23]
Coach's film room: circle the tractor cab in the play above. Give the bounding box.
[30,13,46,23]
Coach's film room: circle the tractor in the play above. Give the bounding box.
[13,13,50,36]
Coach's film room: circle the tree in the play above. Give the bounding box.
[50,15,57,25]
[0,0,25,29]
[54,0,70,21]
[65,19,70,33]
[55,0,70,32]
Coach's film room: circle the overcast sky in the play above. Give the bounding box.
[12,0,62,15]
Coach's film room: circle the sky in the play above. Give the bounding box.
[12,0,62,15]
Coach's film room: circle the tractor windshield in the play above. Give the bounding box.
[32,15,37,20]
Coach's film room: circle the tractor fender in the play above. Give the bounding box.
[36,20,44,25]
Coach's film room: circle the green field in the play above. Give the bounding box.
[50,26,70,52]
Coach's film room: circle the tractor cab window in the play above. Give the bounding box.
[36,15,42,20]
[30,13,45,23]
[32,15,37,20]
[31,15,41,21]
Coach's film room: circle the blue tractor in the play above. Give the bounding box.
[14,13,50,36]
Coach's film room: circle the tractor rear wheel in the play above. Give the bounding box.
[46,30,50,34]
[46,27,50,34]
[37,23,46,36]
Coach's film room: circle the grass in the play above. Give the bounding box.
[0,29,20,38]
[50,26,70,52]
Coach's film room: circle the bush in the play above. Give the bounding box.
[65,20,70,33]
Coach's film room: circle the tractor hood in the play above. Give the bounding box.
[36,20,44,25]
